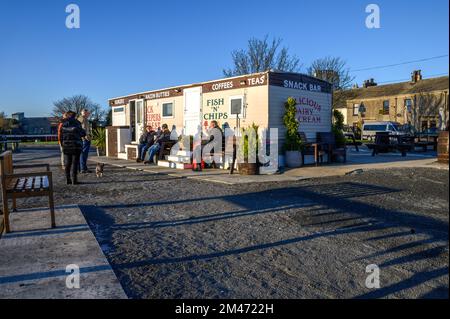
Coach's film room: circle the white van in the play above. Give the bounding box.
[362,121,403,140]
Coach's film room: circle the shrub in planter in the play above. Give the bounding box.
[332,109,346,148]
[237,123,259,175]
[283,97,304,168]
[92,127,106,156]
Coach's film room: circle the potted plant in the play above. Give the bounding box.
[237,123,259,175]
[283,97,303,168]
[92,127,106,156]
[332,109,347,147]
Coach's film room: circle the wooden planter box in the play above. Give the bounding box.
[437,131,449,164]
[238,163,259,175]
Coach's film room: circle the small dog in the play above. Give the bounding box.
[96,163,105,178]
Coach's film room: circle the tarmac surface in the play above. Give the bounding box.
[2,147,448,299]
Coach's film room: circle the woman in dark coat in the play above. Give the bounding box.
[59,111,86,184]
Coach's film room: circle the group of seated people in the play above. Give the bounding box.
[136,124,171,164]
[137,121,225,165]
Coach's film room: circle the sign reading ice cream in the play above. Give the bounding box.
[295,96,322,124]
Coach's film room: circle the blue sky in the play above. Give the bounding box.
[0,0,448,117]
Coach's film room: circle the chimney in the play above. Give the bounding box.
[411,70,422,83]
[363,78,377,88]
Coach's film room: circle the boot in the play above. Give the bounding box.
[72,174,79,185]
[66,175,72,185]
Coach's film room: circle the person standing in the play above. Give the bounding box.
[60,111,86,185]
[77,109,92,173]
[57,112,68,169]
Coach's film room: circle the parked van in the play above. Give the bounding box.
[362,121,403,140]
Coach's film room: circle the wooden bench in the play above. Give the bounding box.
[156,141,177,162]
[0,151,55,233]
[414,135,438,152]
[1,140,20,153]
[317,132,347,163]
[299,132,325,166]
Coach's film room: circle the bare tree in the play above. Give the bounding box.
[307,56,354,90]
[52,95,106,122]
[223,35,301,77]
[411,92,447,131]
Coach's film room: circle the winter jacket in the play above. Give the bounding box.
[155,129,171,146]
[77,116,92,141]
[139,130,156,146]
[60,118,86,154]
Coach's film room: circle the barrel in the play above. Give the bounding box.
[437,131,449,164]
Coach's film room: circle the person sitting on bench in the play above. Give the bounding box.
[144,124,171,165]
[136,125,156,162]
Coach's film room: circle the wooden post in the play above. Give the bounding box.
[48,173,56,228]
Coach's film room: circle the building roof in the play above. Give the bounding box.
[335,76,449,105]
[108,70,332,105]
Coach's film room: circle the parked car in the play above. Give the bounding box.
[362,121,404,140]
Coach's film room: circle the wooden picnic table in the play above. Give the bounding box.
[367,133,413,157]
[414,134,438,152]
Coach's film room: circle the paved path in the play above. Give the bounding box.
[90,148,445,184]
[0,205,127,299]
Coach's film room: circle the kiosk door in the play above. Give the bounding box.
[183,87,202,136]
[133,99,144,142]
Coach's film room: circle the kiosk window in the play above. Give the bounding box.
[162,102,174,117]
[230,98,243,117]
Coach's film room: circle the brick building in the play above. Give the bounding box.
[335,71,449,131]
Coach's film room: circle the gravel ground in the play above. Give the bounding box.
[10,147,450,299]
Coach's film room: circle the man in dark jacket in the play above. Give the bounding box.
[144,124,171,164]
[59,111,86,184]
[137,125,156,162]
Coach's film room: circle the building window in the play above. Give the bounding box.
[112,106,126,126]
[383,100,390,115]
[162,102,174,118]
[404,99,412,113]
[353,104,360,116]
[430,120,437,128]
[421,121,428,131]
